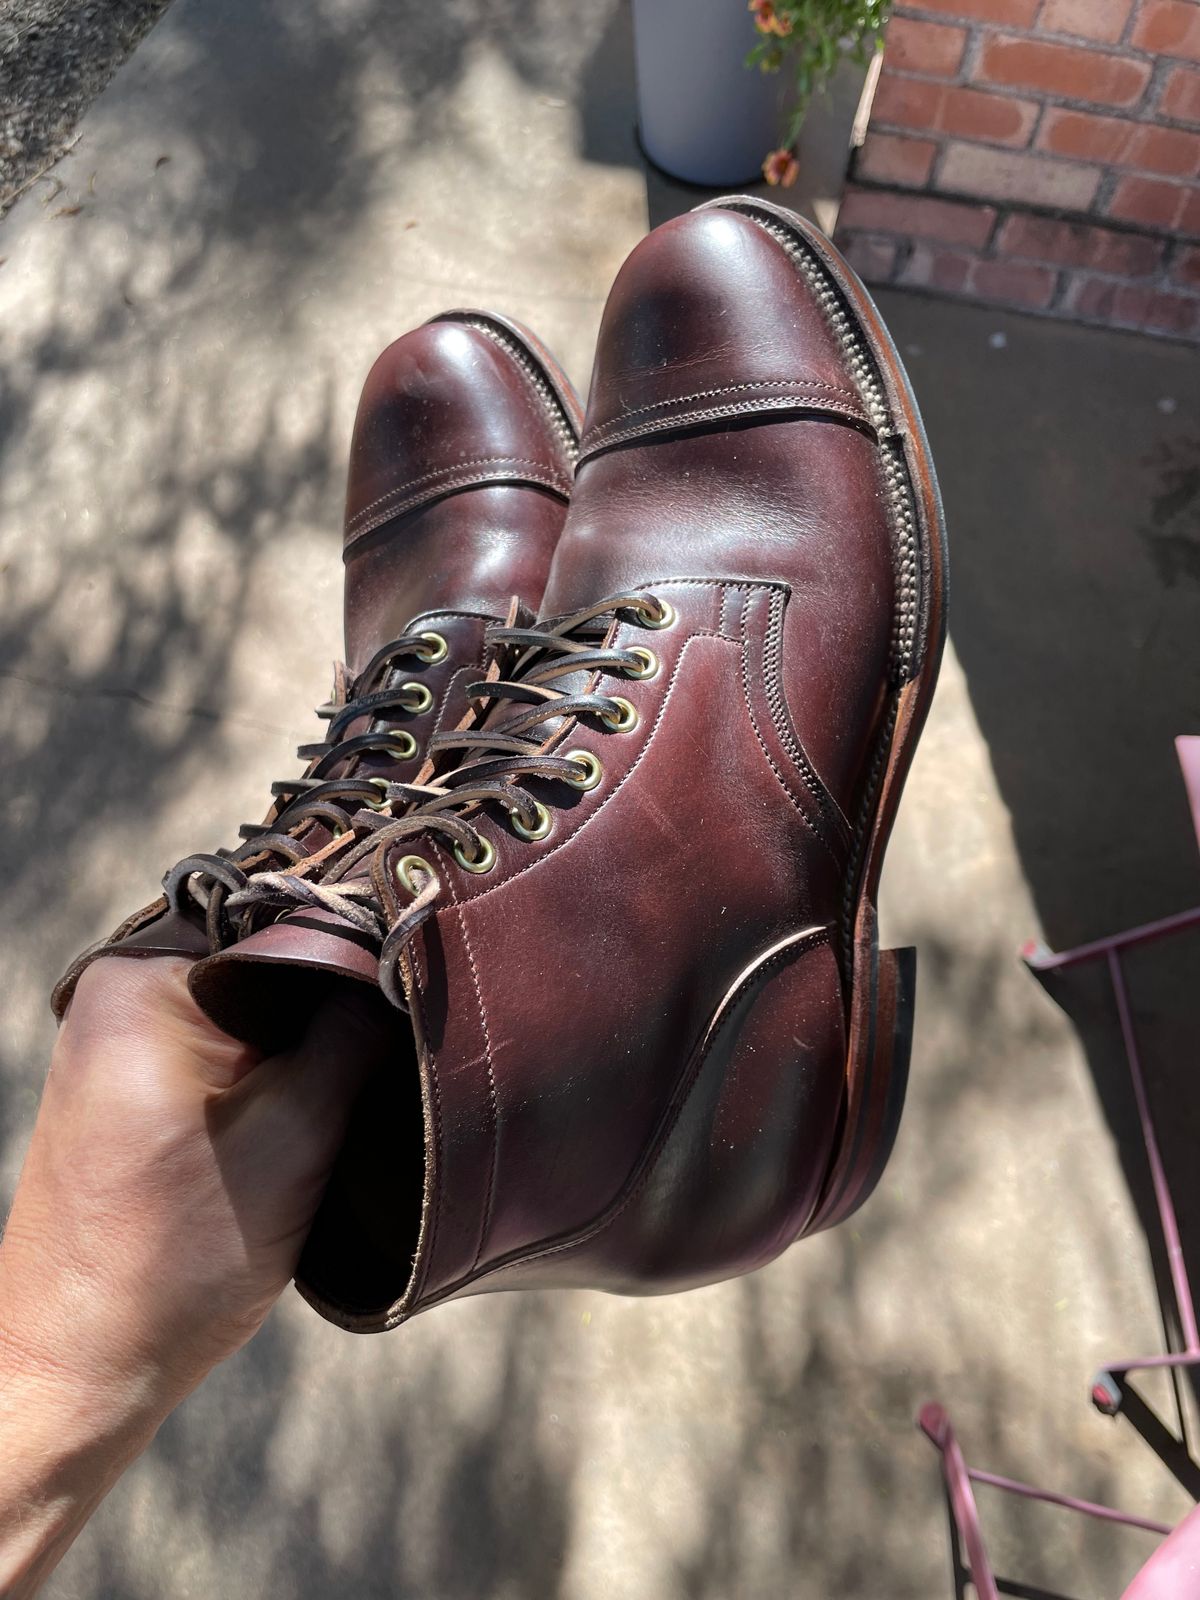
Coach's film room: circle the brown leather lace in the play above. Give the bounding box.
[225,590,671,1006]
[161,629,443,950]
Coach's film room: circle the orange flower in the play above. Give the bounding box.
[749,0,793,36]
[762,147,800,187]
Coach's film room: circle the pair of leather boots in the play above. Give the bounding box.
[54,198,947,1334]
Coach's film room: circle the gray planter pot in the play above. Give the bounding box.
[633,0,786,186]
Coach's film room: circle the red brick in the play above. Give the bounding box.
[838,232,900,283]
[873,74,1039,146]
[899,243,975,293]
[969,257,1058,307]
[1127,123,1200,176]
[886,16,967,79]
[1161,65,1200,124]
[1038,107,1131,161]
[939,85,1039,146]
[996,213,1164,274]
[1179,186,1200,232]
[1108,173,1200,228]
[857,132,938,186]
[1171,244,1200,285]
[1065,274,1200,334]
[977,35,1153,107]
[1039,0,1134,42]
[898,0,1039,21]
[899,242,1056,307]
[937,142,1102,208]
[1132,0,1200,62]
[837,186,997,247]
[1039,108,1200,175]
[872,72,944,132]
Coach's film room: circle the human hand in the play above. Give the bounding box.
[0,954,387,1595]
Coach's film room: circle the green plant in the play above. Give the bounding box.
[747,0,891,185]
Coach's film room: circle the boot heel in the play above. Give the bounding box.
[805,942,917,1235]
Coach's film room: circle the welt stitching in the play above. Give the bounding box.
[736,597,839,863]
[459,907,501,1275]
[579,395,869,458]
[348,456,565,527]
[584,377,862,441]
[425,928,834,1295]
[461,312,582,452]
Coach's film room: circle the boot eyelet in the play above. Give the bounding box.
[511,801,552,842]
[624,647,659,681]
[636,596,675,630]
[395,854,434,896]
[564,750,603,791]
[602,696,639,733]
[365,778,392,810]
[402,682,434,713]
[414,631,448,664]
[387,731,418,761]
[453,835,496,874]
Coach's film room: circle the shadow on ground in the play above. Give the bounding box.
[881,289,1200,1504]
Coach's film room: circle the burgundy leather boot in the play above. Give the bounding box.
[52,311,581,1016]
[191,199,947,1332]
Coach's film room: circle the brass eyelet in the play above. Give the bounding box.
[395,854,434,896]
[387,731,418,761]
[402,682,434,713]
[364,777,392,810]
[636,596,675,630]
[453,835,496,874]
[624,647,659,681]
[602,696,639,733]
[564,749,603,791]
[414,631,448,664]
[511,801,552,842]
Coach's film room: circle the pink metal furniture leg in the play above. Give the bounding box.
[919,1403,1170,1600]
[1021,739,1200,1417]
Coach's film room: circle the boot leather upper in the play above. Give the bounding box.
[191,203,932,1332]
[51,314,579,1016]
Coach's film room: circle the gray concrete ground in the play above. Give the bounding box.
[2,2,1200,1596]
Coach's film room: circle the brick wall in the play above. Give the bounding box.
[834,0,1200,340]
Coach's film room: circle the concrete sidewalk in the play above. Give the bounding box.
[2,2,1199,1596]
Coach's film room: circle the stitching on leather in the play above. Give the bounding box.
[459,908,501,1275]
[443,623,733,911]
[579,394,869,459]
[761,589,851,845]
[423,927,833,1298]
[735,596,840,865]
[442,580,791,910]
[346,461,571,547]
[427,663,480,744]
[406,958,443,1309]
[448,311,582,452]
[584,377,862,442]
[348,455,565,528]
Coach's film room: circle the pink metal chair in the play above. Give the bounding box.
[1021,737,1200,1419]
[918,1402,1172,1600]
[920,739,1200,1597]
